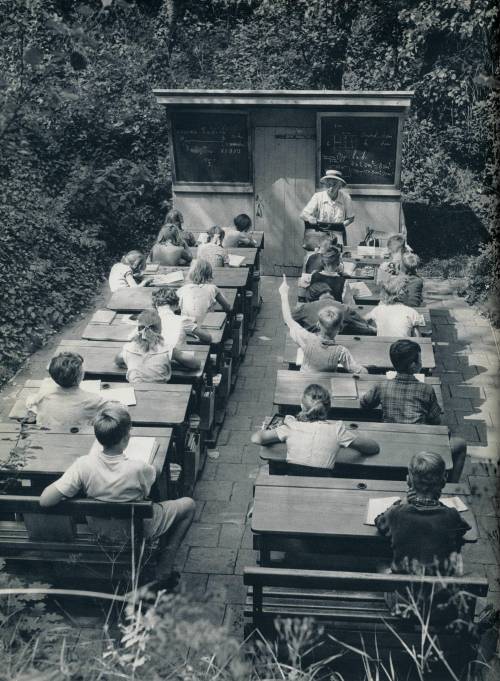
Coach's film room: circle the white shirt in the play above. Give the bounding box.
[365,303,425,337]
[26,384,108,432]
[177,283,219,324]
[55,450,156,502]
[109,262,133,293]
[301,189,354,225]
[121,340,172,384]
[276,415,355,468]
[157,305,197,351]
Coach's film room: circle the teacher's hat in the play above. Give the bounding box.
[320,169,346,185]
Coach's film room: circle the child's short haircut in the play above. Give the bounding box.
[387,234,406,251]
[402,252,420,275]
[165,209,183,226]
[319,235,338,252]
[381,277,407,304]
[318,306,344,336]
[48,352,84,388]
[390,339,421,373]
[94,403,131,448]
[152,287,179,309]
[122,250,145,272]
[234,213,252,232]
[188,258,213,284]
[298,383,331,422]
[408,451,446,499]
[207,225,225,242]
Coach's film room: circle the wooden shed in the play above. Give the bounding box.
[153,89,414,275]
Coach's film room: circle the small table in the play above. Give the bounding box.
[148,266,250,293]
[259,419,452,478]
[350,280,381,305]
[107,287,238,316]
[273,369,445,416]
[252,473,477,566]
[0,422,173,499]
[283,334,436,373]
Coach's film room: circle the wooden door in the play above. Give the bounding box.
[254,126,316,276]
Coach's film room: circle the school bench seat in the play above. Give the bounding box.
[244,567,489,676]
[0,495,159,585]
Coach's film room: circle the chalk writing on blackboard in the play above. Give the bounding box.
[320,116,399,185]
[172,112,251,183]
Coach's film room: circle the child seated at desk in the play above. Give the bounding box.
[251,383,379,470]
[152,288,212,348]
[364,278,425,337]
[279,275,368,374]
[359,339,467,482]
[376,234,410,287]
[177,258,231,324]
[197,225,227,268]
[165,208,197,247]
[150,224,192,267]
[292,283,376,336]
[303,235,338,275]
[223,213,257,248]
[26,352,108,431]
[307,247,354,305]
[39,403,196,590]
[375,451,470,576]
[109,251,149,293]
[115,310,200,384]
[399,252,424,307]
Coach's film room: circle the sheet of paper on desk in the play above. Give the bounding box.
[342,261,357,276]
[88,437,157,464]
[102,386,136,406]
[228,254,245,267]
[91,310,116,324]
[386,371,425,383]
[441,496,468,512]
[365,496,401,525]
[349,281,372,297]
[154,271,184,285]
[144,263,159,274]
[331,376,358,398]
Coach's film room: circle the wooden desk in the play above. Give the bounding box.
[52,340,210,385]
[350,281,381,305]
[259,420,452,478]
[190,229,264,250]
[82,311,227,353]
[190,247,258,270]
[107,287,238,316]
[343,246,387,265]
[251,474,477,565]
[283,334,436,373]
[0,422,173,498]
[352,305,431,335]
[148,266,250,292]
[273,369,444,415]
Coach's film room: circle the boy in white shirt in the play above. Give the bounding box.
[365,278,425,337]
[40,403,196,590]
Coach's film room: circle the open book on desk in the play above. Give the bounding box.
[349,281,372,298]
[330,376,358,399]
[88,436,158,464]
[152,271,184,285]
[227,254,245,268]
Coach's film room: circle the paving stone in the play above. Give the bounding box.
[235,548,259,575]
[184,547,237,574]
[179,572,209,599]
[222,415,253,430]
[227,430,254,445]
[207,574,246,604]
[214,463,259,482]
[199,501,248,523]
[219,522,245,548]
[215,445,244,463]
[185,522,221,547]
[224,604,244,638]
[194,480,233,501]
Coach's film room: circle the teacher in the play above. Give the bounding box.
[300,169,355,251]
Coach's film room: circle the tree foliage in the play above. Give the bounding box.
[0,0,499,385]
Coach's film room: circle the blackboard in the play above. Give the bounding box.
[171,111,251,184]
[320,115,399,185]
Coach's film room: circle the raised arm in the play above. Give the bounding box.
[278,275,311,348]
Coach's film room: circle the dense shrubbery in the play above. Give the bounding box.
[1,0,498,387]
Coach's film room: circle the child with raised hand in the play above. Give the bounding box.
[177,258,231,324]
[375,451,470,575]
[150,224,192,266]
[109,251,149,293]
[115,309,200,384]
[251,383,379,470]
[399,252,424,307]
[197,225,227,268]
[360,339,467,482]
[223,213,257,247]
[40,402,196,590]
[152,287,212,349]
[279,274,368,374]
[364,277,425,337]
[26,352,108,432]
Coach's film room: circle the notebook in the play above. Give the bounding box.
[349,281,372,298]
[91,310,116,324]
[144,263,159,274]
[330,376,358,399]
[342,261,357,277]
[88,436,158,464]
[153,271,184,285]
[228,254,245,268]
[386,371,425,383]
[101,386,137,406]
[202,313,226,329]
[365,496,401,525]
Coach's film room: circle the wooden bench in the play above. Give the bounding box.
[244,567,489,675]
[0,494,160,586]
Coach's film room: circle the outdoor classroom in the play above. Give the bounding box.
[1,3,499,681]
